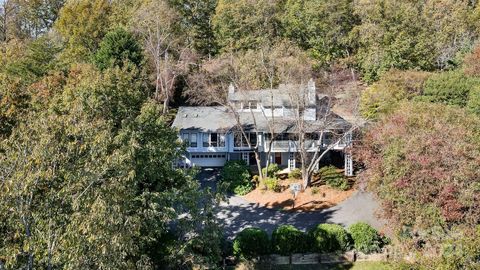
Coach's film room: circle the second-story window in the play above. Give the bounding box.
[182,133,189,144]
[219,133,226,147]
[190,133,197,147]
[306,133,320,140]
[203,133,209,147]
[249,101,258,110]
[234,132,257,147]
[322,132,333,145]
[202,133,226,147]
[250,133,257,146]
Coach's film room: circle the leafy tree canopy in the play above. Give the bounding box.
[55,0,112,63]
[360,69,432,119]
[360,101,480,244]
[93,28,144,70]
[419,70,480,107]
[213,0,282,52]
[281,0,357,65]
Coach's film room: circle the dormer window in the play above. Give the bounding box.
[249,101,258,110]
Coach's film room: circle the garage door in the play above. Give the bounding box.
[190,153,227,167]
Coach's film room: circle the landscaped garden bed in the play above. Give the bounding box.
[243,184,354,211]
[242,165,356,211]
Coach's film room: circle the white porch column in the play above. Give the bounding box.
[345,152,353,176]
[288,152,295,170]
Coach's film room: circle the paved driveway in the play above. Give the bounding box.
[198,169,386,238]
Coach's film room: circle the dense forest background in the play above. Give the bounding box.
[0,0,479,269]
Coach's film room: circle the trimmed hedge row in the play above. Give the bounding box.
[232,227,270,259]
[310,223,351,252]
[232,223,388,260]
[271,225,312,255]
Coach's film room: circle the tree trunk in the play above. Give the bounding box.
[155,71,160,101]
[254,150,263,182]
[163,96,169,114]
[301,166,309,190]
[22,216,34,270]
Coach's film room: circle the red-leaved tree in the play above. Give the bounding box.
[359,101,480,238]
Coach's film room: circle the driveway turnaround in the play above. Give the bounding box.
[199,169,386,238]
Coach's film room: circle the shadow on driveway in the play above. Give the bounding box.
[197,169,386,239]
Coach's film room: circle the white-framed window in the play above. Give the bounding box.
[202,133,226,147]
[203,133,209,147]
[210,133,218,147]
[234,132,257,147]
[182,133,189,144]
[219,133,226,147]
[322,132,333,146]
[190,133,197,147]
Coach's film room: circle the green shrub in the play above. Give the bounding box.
[233,227,270,260]
[288,168,302,179]
[264,177,280,192]
[467,86,480,115]
[271,225,312,255]
[262,163,280,178]
[318,166,349,190]
[419,70,480,107]
[233,184,253,196]
[221,160,252,195]
[348,222,384,254]
[309,224,351,252]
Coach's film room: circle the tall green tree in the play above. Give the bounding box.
[0,37,61,138]
[93,28,144,70]
[169,0,218,56]
[212,0,281,52]
[360,69,432,119]
[419,70,480,107]
[16,0,66,37]
[281,0,357,65]
[351,0,479,82]
[55,0,111,63]
[0,64,222,269]
[4,36,60,82]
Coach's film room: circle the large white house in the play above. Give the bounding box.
[172,80,354,176]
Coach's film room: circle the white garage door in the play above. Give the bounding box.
[190,153,227,167]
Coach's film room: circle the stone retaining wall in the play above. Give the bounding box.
[256,250,388,265]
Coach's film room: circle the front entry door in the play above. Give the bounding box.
[275,152,282,165]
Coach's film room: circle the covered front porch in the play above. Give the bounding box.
[227,150,353,176]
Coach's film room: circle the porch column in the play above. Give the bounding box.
[344,152,353,176]
[288,152,295,170]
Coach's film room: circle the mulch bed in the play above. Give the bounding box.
[242,179,355,212]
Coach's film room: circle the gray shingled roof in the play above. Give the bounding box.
[227,84,319,107]
[172,106,351,133]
